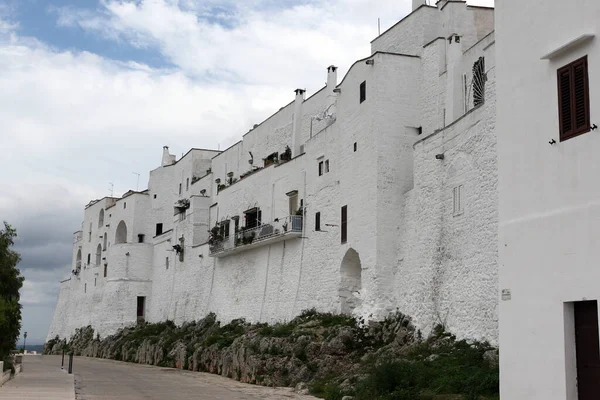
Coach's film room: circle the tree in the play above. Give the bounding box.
[0,222,24,363]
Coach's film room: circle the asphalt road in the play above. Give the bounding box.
[49,355,317,400]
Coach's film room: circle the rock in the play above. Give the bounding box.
[483,349,499,367]
[295,382,310,395]
[342,396,355,400]
[425,354,439,362]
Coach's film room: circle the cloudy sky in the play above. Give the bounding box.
[0,0,493,344]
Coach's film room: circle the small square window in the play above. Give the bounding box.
[359,81,366,103]
[138,234,145,243]
[153,194,157,199]
[353,142,357,152]
[156,223,163,236]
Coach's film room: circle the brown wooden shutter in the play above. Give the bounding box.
[573,57,590,134]
[341,205,347,243]
[558,56,590,141]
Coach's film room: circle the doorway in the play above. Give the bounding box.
[574,300,600,399]
[137,296,145,324]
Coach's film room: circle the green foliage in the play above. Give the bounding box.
[202,318,248,349]
[310,377,345,400]
[351,326,499,400]
[0,222,24,363]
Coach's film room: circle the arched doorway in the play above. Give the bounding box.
[339,248,362,314]
[115,221,128,244]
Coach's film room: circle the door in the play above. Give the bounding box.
[137,296,145,324]
[575,300,600,399]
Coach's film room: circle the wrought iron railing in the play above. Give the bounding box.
[210,215,302,255]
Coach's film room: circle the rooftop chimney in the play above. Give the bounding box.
[292,89,306,157]
[161,146,176,167]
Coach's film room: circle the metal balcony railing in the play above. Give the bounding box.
[209,215,302,256]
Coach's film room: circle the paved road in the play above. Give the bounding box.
[69,355,318,400]
[1,355,74,400]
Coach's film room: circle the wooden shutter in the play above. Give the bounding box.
[558,56,590,141]
[341,205,347,243]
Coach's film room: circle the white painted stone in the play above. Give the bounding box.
[48,3,499,349]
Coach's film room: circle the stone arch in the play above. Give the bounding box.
[98,209,104,228]
[115,220,128,244]
[339,248,362,314]
[95,244,102,266]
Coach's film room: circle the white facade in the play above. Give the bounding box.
[48,2,498,346]
[496,1,600,399]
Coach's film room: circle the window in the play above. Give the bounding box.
[179,211,186,222]
[318,161,324,176]
[138,234,145,243]
[244,208,261,229]
[325,159,330,173]
[453,185,464,216]
[103,234,107,251]
[472,57,486,107]
[288,191,298,216]
[186,178,189,191]
[558,56,590,141]
[94,278,97,287]
[360,81,366,103]
[315,212,321,231]
[137,296,145,319]
[166,257,169,270]
[155,223,163,236]
[341,206,348,243]
[98,209,104,228]
[104,264,108,277]
[84,283,87,293]
[87,253,91,264]
[88,223,92,242]
[354,142,357,152]
[153,194,157,199]
[124,202,126,209]
[179,183,182,195]
[219,220,230,238]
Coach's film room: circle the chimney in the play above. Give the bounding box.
[291,89,306,157]
[413,0,426,11]
[161,146,175,167]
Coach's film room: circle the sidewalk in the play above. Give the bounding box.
[0,355,75,399]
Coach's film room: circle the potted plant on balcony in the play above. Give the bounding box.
[208,225,224,252]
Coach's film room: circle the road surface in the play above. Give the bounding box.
[69,355,317,400]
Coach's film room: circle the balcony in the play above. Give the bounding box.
[209,215,303,257]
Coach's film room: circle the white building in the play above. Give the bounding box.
[48,1,498,346]
[497,1,600,399]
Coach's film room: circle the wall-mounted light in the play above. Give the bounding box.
[435,154,445,160]
[365,59,374,65]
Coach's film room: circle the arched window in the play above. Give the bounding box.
[115,221,128,244]
[95,244,102,266]
[76,249,82,268]
[103,234,107,251]
[98,209,104,228]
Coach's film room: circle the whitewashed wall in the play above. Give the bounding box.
[47,2,499,347]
